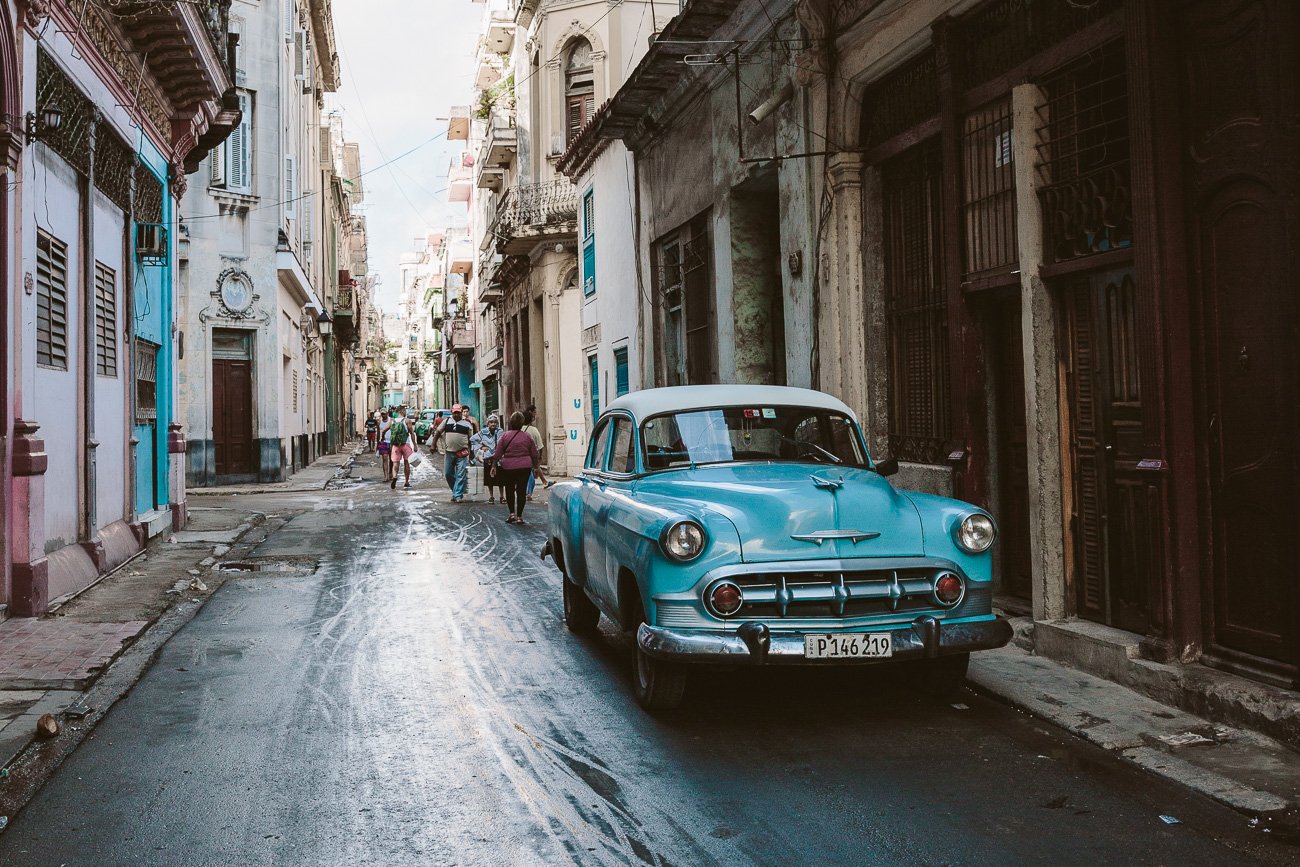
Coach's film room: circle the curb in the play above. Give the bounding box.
[966,651,1298,824]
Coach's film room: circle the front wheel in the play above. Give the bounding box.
[633,616,687,712]
[562,575,600,635]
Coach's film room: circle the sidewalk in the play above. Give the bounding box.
[186,445,360,496]
[970,627,1300,827]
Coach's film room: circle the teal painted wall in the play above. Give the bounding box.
[132,148,172,516]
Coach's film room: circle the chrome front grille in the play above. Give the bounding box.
[723,570,975,619]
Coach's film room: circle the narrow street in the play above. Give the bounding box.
[0,454,1284,866]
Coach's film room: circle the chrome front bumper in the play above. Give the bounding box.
[637,615,1012,665]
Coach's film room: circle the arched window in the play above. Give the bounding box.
[565,38,594,145]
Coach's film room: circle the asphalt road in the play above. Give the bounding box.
[0,466,1288,866]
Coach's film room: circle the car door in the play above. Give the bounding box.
[580,418,615,597]
[599,414,640,602]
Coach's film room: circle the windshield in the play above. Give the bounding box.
[641,406,869,470]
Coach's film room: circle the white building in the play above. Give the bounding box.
[178,0,344,484]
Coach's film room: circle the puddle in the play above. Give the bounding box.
[217,559,318,576]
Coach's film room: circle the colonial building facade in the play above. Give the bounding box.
[564,0,1300,703]
[1,0,237,616]
[459,0,675,477]
[177,0,361,486]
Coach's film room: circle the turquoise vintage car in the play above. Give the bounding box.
[542,385,1011,711]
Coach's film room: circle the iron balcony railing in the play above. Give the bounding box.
[495,180,577,237]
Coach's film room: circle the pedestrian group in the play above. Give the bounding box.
[366,401,551,524]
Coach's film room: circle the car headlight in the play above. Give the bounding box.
[661,521,707,561]
[955,513,996,553]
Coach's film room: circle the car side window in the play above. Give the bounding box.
[587,420,613,470]
[609,418,637,474]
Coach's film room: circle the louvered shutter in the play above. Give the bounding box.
[285,155,296,217]
[1065,282,1107,622]
[614,348,629,397]
[209,140,226,187]
[295,30,307,80]
[234,93,252,191]
[284,0,294,42]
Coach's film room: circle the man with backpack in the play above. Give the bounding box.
[389,405,415,490]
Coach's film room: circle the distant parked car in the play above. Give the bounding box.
[542,385,1011,712]
[414,408,449,442]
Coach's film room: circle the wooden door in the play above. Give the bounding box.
[1062,267,1154,634]
[1181,0,1298,668]
[992,298,1031,601]
[213,359,253,477]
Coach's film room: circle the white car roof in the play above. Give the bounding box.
[606,385,859,423]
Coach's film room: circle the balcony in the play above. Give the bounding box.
[447,105,472,142]
[474,51,504,90]
[84,0,237,172]
[493,180,578,255]
[480,112,517,169]
[449,236,475,276]
[448,151,474,203]
[484,2,515,54]
[449,320,476,354]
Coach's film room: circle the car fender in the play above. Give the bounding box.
[902,490,995,583]
[604,487,743,625]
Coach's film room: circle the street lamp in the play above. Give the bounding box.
[317,309,332,336]
[25,105,64,141]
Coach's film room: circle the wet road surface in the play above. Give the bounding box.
[0,466,1289,865]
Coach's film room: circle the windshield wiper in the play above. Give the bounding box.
[775,433,843,464]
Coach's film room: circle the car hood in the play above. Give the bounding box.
[639,463,924,562]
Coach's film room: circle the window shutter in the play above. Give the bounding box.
[284,0,295,42]
[566,96,584,145]
[95,262,118,377]
[285,155,296,217]
[588,355,599,425]
[35,231,69,370]
[614,348,629,397]
[295,29,307,80]
[209,141,226,187]
[234,93,252,191]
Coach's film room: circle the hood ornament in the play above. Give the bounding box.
[791,529,881,545]
[811,474,844,491]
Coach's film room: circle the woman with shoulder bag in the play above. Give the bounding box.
[493,412,543,524]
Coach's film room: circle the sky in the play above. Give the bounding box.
[327,0,483,314]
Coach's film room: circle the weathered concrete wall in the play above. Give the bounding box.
[1012,82,1068,621]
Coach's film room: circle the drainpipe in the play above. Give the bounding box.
[125,154,137,526]
[82,113,100,541]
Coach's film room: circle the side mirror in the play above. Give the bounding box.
[874,456,899,477]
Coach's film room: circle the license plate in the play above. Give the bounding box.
[803,633,893,659]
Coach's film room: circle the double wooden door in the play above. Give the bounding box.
[1061,267,1154,636]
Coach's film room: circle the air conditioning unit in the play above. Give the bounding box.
[135,223,169,264]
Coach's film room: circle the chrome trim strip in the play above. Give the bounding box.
[790,529,882,545]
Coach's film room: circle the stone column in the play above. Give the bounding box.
[168,422,188,531]
[859,165,889,462]
[10,419,48,616]
[823,153,869,416]
[1012,83,1068,622]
